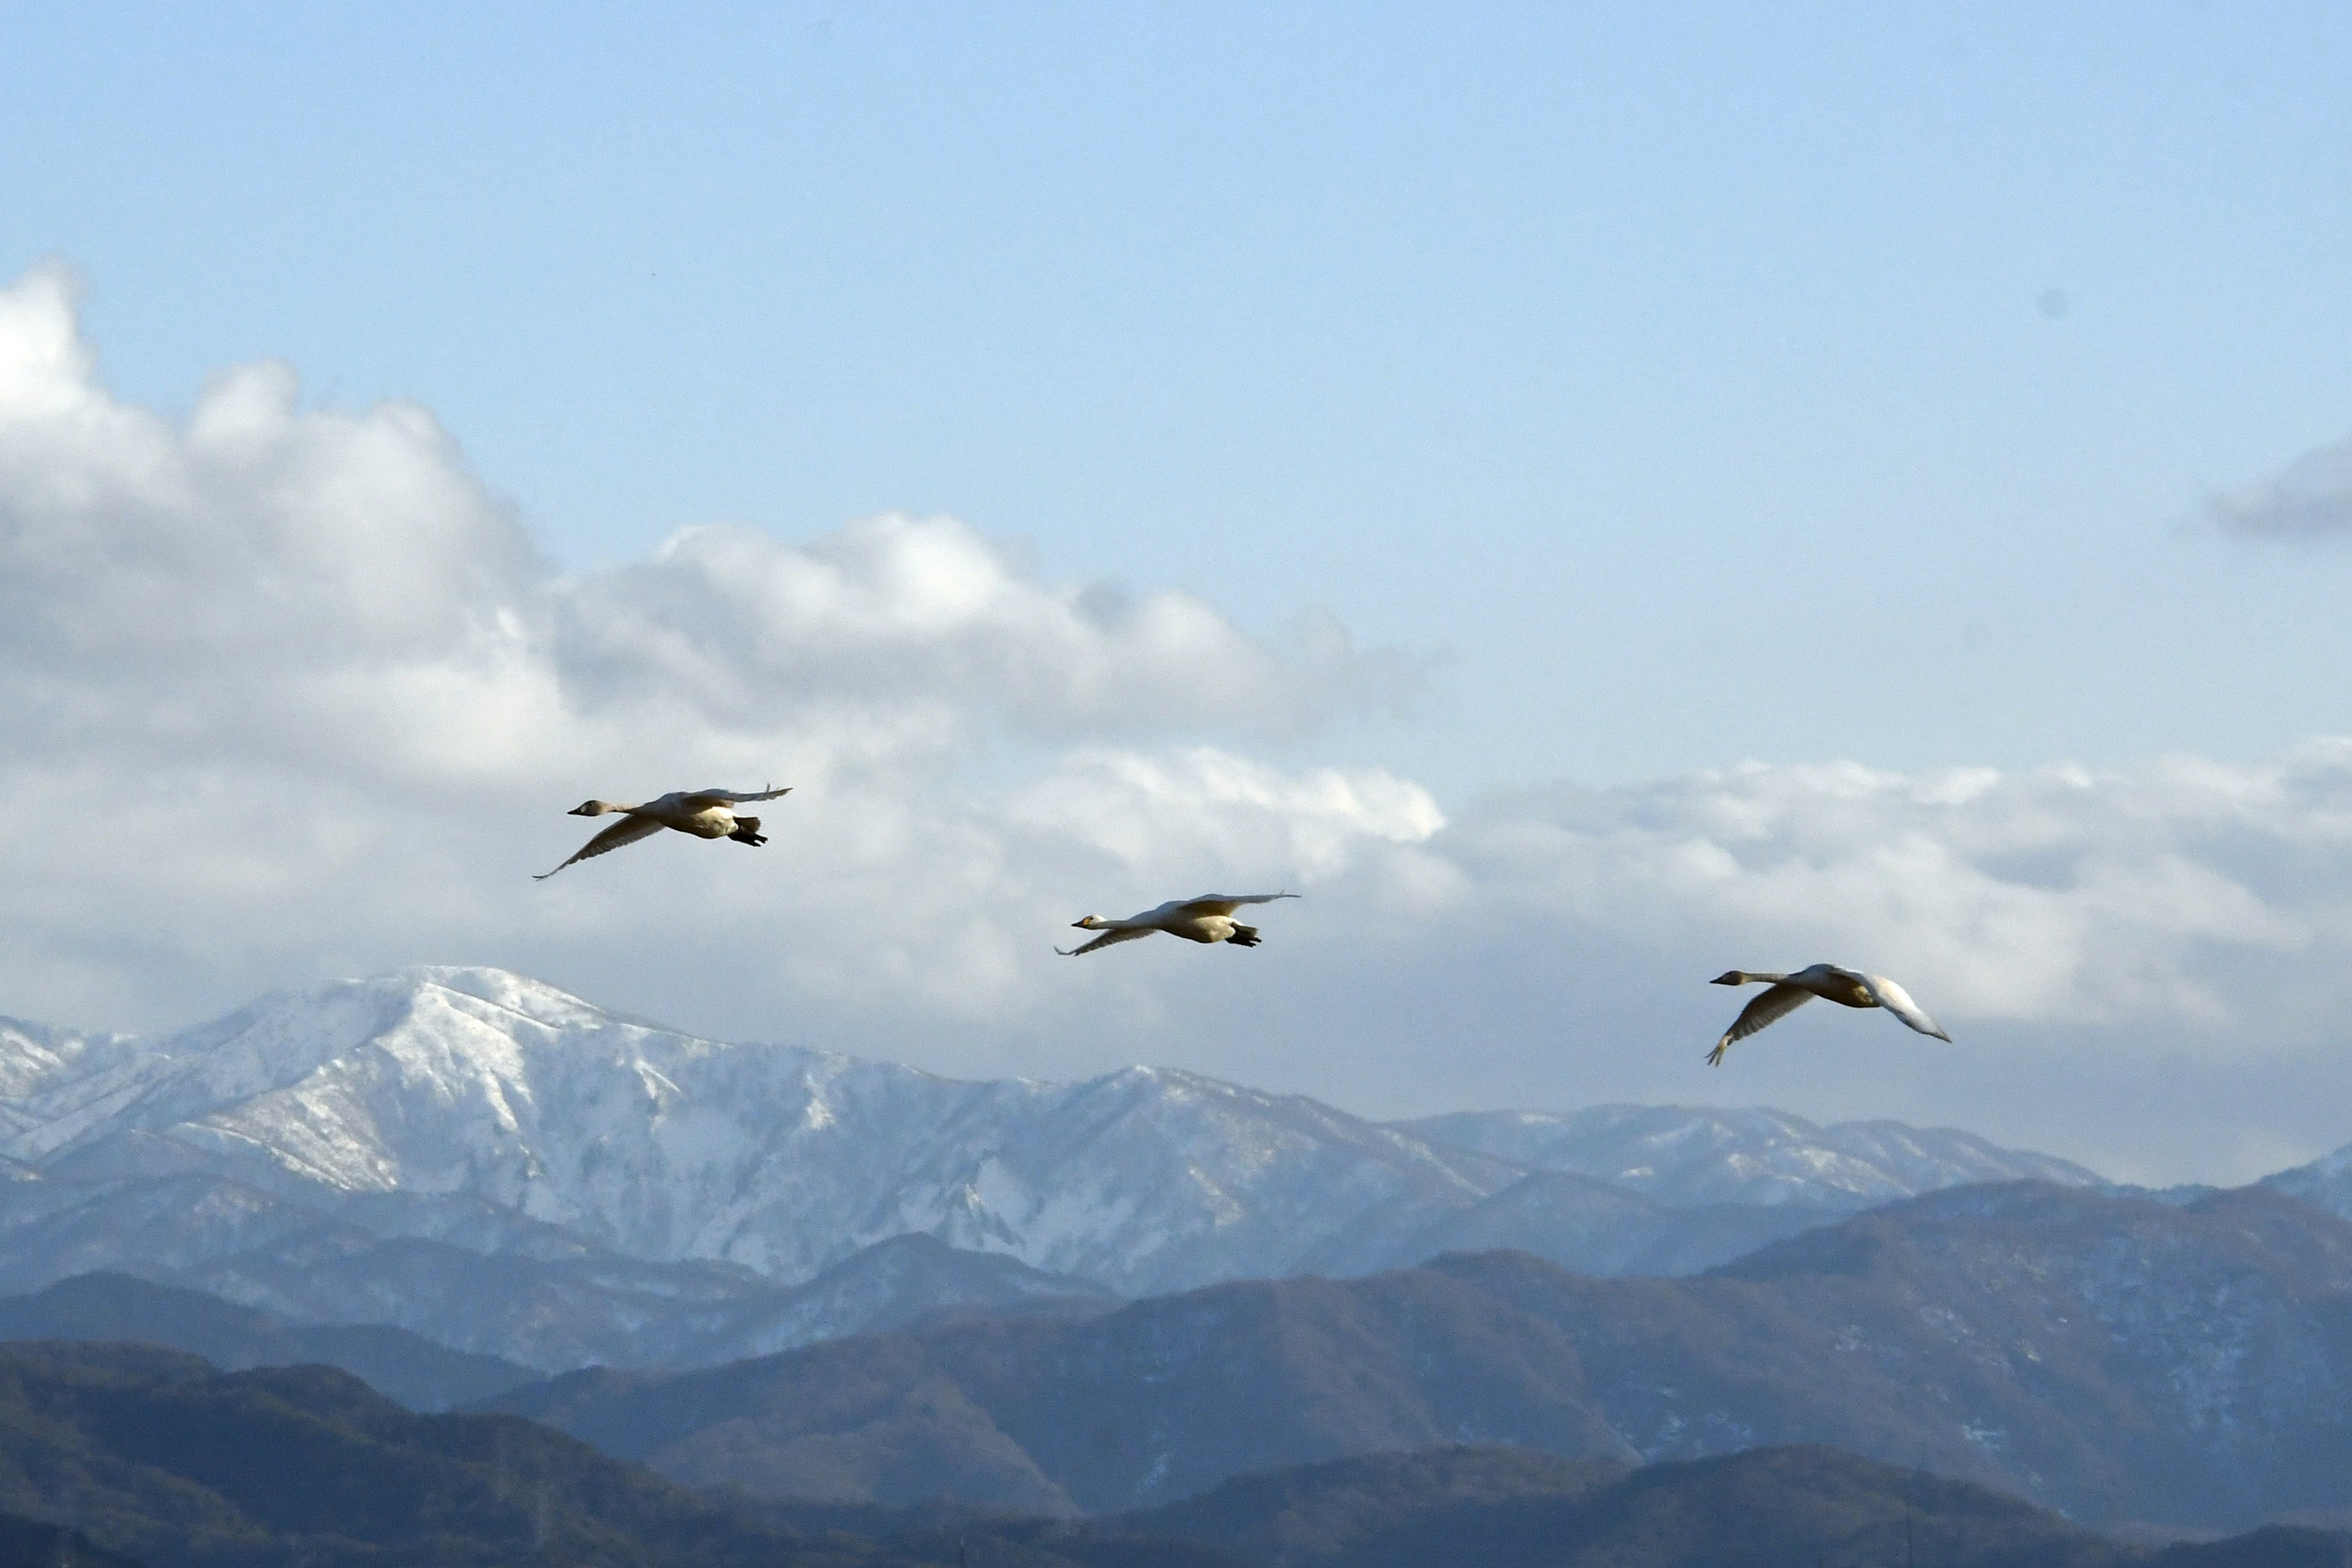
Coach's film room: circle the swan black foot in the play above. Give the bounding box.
[1227,926,1262,948]
[729,817,767,846]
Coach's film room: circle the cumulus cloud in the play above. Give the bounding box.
[7,262,2352,1185]
[1429,752,2342,1028]
[2209,433,2352,538]
[0,262,1428,1027]
[560,519,1399,742]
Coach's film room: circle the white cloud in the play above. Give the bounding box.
[0,264,1426,1030]
[560,519,1398,743]
[7,263,2352,1185]
[1435,752,2348,1026]
[2209,433,2352,538]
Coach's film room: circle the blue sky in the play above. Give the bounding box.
[4,4,2351,1178]
[7,2,2348,792]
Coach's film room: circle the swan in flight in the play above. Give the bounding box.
[1057,893,1299,956]
[534,785,791,880]
[1706,963,1951,1065]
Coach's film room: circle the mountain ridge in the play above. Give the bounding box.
[481,1179,2352,1531]
[0,965,2119,1371]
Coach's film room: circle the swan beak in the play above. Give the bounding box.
[1710,971,1744,986]
[1070,919,1089,929]
[568,805,596,816]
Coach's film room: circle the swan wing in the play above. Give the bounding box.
[1057,926,1156,957]
[682,784,794,809]
[1706,984,1814,1065]
[533,814,666,880]
[1177,892,1299,917]
[1860,973,1953,1041]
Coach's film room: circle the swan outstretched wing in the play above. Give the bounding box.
[1057,926,1156,957]
[1860,974,1953,1041]
[1706,984,1814,1065]
[534,815,665,880]
[683,785,793,808]
[1177,892,1299,917]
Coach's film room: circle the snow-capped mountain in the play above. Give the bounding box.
[0,1016,149,1156]
[1395,1105,2102,1210]
[5,967,1511,1295]
[0,966,2117,1371]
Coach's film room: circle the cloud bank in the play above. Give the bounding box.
[4,263,2349,1185]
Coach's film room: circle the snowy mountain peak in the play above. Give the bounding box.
[7,968,2109,1306]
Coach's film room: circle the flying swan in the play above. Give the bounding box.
[1706,963,1951,1065]
[1057,893,1300,956]
[533,785,792,880]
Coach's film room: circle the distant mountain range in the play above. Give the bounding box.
[0,1336,2339,1567]
[1110,1443,2352,1568]
[0,1341,906,1568]
[1398,1104,2101,1208]
[12,967,2352,1550]
[485,1180,2352,1534]
[0,1270,533,1410]
[0,966,2118,1370]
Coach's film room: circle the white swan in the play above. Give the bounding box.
[534,785,791,880]
[1706,963,1951,1065]
[1057,892,1300,956]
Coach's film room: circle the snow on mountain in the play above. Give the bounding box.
[0,965,2117,1367]
[2,967,1510,1295]
[0,1016,156,1157]
[677,1232,1119,1366]
[1393,1104,2104,1210]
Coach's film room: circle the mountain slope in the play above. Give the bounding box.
[490,1267,1637,1514]
[488,1182,2352,1531]
[1375,1170,1831,1278]
[0,1271,534,1409]
[0,1342,826,1567]
[0,1341,1262,1568]
[1119,1444,2126,1568]
[1397,1105,2103,1209]
[7,968,1512,1296]
[2264,1140,2352,1224]
[1,968,2102,1305]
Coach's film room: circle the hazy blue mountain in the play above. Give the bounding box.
[1120,1442,2352,1568]
[1118,1444,2122,1568]
[0,1341,1252,1567]
[0,1341,842,1567]
[486,1182,2352,1532]
[1368,1169,1834,1278]
[0,1270,533,1409]
[676,1231,1120,1365]
[2264,1140,2352,1224]
[0,1510,146,1568]
[4,1335,2346,1567]
[1396,1104,2104,1209]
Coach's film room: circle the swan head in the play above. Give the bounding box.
[569,800,619,816]
[1072,916,1107,930]
[1711,971,1748,986]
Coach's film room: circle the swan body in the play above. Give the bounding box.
[534,785,791,880]
[1057,892,1299,956]
[1706,962,1951,1065]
